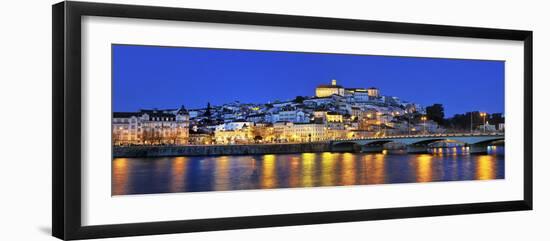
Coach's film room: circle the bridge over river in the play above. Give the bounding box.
[331,133,504,154]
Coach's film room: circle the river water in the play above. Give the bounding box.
[112,146,504,195]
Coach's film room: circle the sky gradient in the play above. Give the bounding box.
[112,44,504,117]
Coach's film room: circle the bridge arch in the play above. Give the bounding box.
[331,134,505,154]
[364,140,394,146]
[466,137,504,145]
[331,142,360,152]
[407,138,446,146]
[464,137,505,154]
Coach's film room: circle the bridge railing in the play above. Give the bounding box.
[332,132,504,142]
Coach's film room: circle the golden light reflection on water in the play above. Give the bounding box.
[450,153,459,180]
[363,154,386,184]
[374,154,385,175]
[261,154,277,189]
[112,158,128,195]
[476,155,496,180]
[435,148,444,156]
[170,157,188,192]
[341,153,356,185]
[416,154,433,182]
[114,146,504,195]
[301,153,316,187]
[321,152,335,186]
[289,156,301,187]
[214,156,230,191]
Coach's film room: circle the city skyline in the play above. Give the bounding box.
[112,44,506,195]
[113,44,505,117]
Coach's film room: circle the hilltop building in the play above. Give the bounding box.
[367,87,380,98]
[315,79,345,97]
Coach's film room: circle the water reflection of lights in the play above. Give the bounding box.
[321,152,335,186]
[214,156,230,191]
[416,154,433,182]
[476,155,496,180]
[261,154,277,189]
[341,153,356,185]
[289,156,301,187]
[429,147,462,156]
[363,154,385,184]
[112,158,129,195]
[114,146,504,194]
[301,153,316,187]
[171,157,188,192]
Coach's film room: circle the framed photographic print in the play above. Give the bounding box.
[52,1,533,240]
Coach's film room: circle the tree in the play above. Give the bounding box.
[426,104,445,125]
[488,113,505,125]
[443,111,500,132]
[293,96,305,103]
[112,131,122,146]
[202,102,213,125]
[142,128,155,145]
[444,113,471,131]
[168,129,179,145]
[152,127,163,145]
[204,102,212,116]
[254,135,263,143]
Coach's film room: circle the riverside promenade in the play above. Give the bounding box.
[113,142,331,158]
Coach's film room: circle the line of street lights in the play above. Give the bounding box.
[471,112,488,134]
[416,112,488,135]
[377,111,489,136]
[420,116,427,134]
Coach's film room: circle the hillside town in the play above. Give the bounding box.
[112,79,501,146]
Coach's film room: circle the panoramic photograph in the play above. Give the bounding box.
[111,44,505,196]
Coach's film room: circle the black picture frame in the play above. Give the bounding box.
[52,1,533,240]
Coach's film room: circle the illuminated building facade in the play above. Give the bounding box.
[367,87,380,98]
[315,79,345,97]
[345,88,370,102]
[214,129,252,144]
[273,122,326,142]
[278,110,308,123]
[326,112,343,123]
[112,106,190,145]
[189,127,213,145]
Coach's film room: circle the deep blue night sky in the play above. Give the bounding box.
[112,45,504,117]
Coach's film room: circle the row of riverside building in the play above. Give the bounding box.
[112,107,190,145]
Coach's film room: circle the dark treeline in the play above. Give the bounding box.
[444,111,504,131]
[424,104,504,131]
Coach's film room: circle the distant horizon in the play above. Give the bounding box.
[113,44,505,117]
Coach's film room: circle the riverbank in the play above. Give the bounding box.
[113,142,331,158]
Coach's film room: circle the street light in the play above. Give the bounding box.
[480,112,487,133]
[421,116,427,134]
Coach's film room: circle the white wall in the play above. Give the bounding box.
[0,0,548,240]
